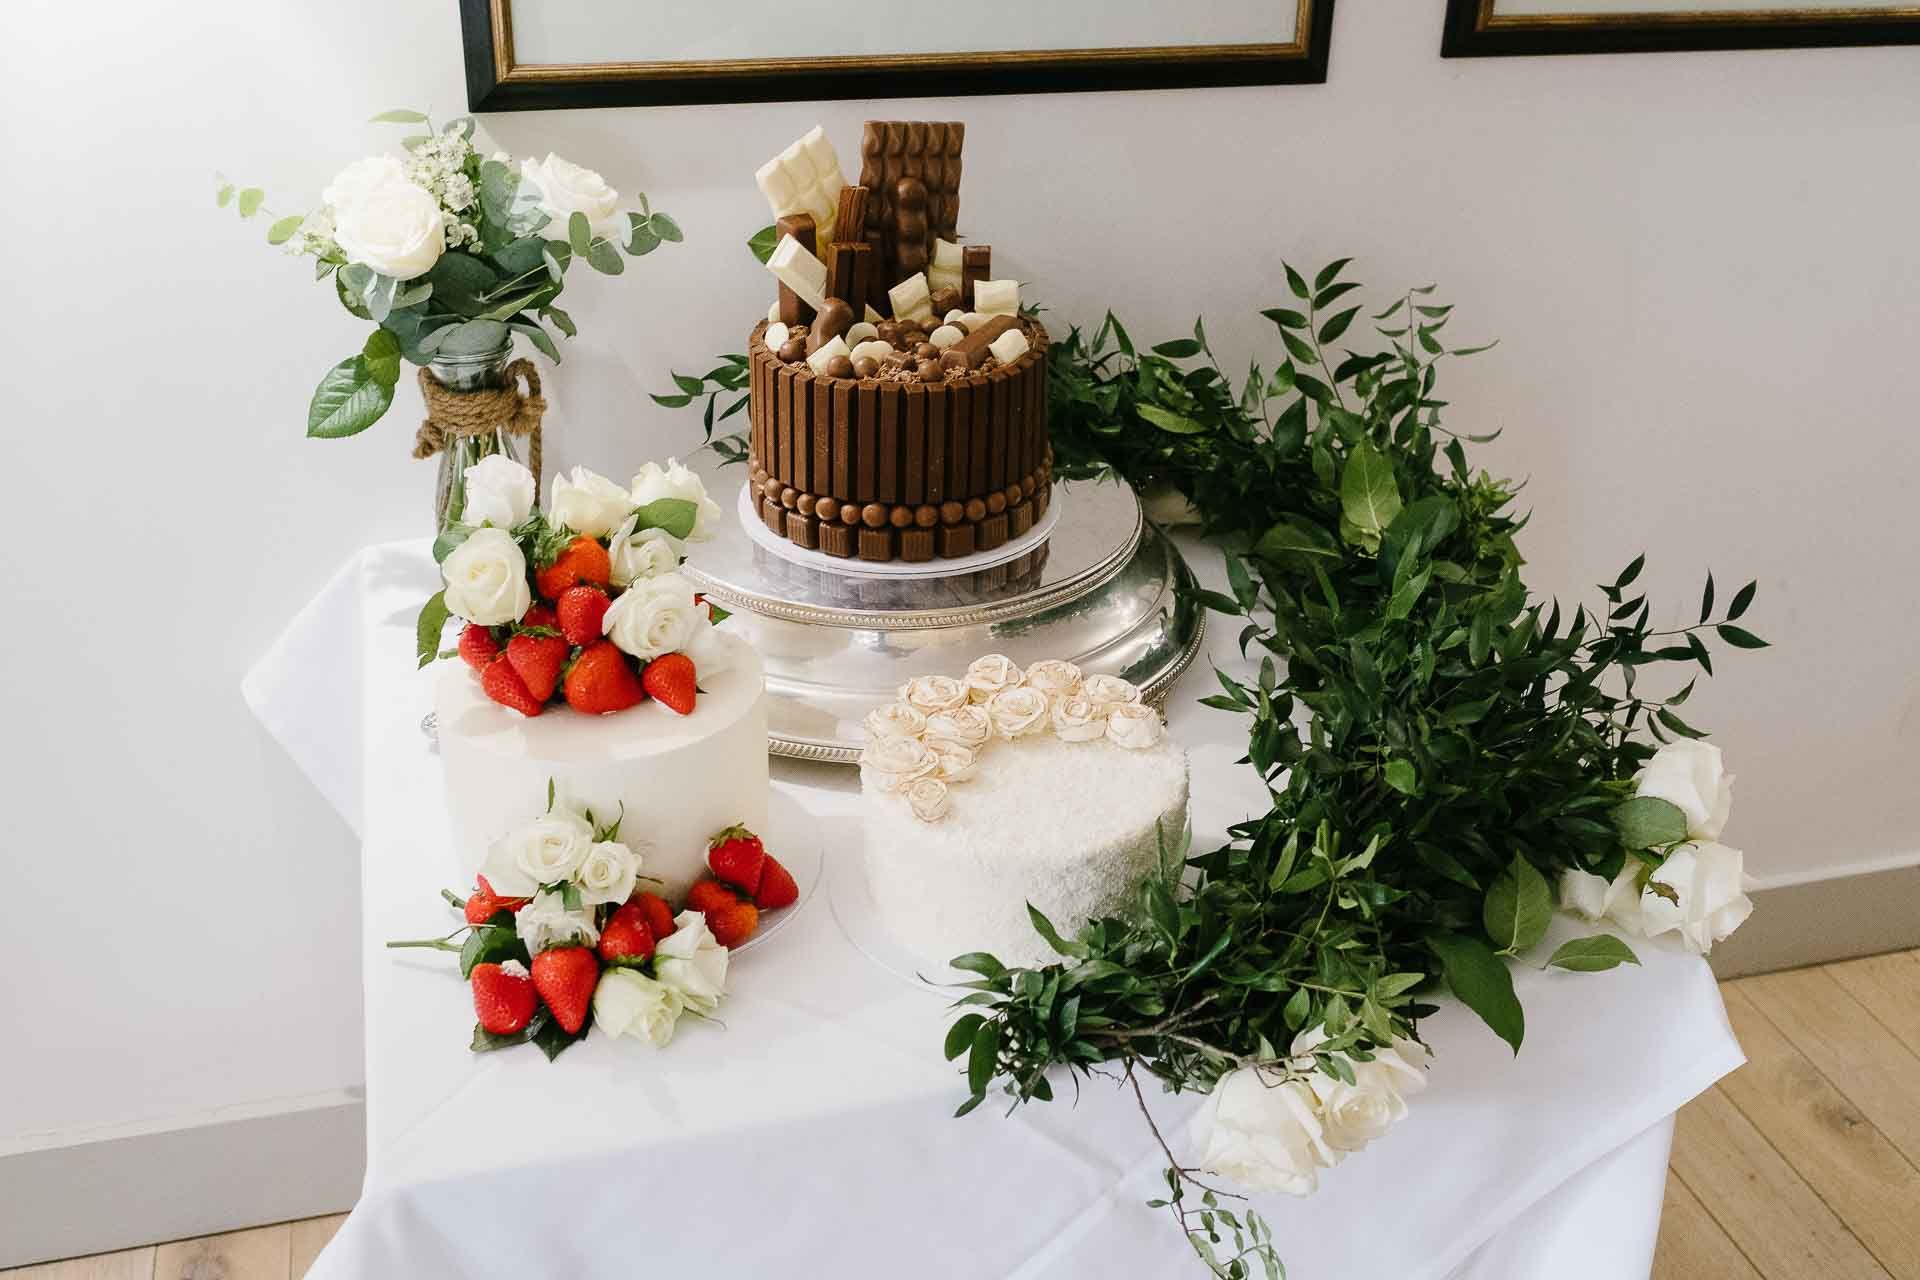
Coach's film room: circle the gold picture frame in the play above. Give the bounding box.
[1442,0,1920,56]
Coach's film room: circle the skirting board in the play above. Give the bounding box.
[0,1090,365,1269]
[1709,857,1920,980]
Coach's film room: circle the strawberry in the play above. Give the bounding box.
[754,855,800,911]
[458,624,500,672]
[704,897,760,949]
[506,630,568,703]
[707,825,766,895]
[464,874,530,925]
[563,641,646,715]
[522,603,558,631]
[556,585,611,647]
[686,878,740,915]
[631,890,676,940]
[480,657,544,717]
[642,652,698,716]
[537,537,612,601]
[530,946,599,1035]
[597,903,656,965]
[471,962,538,1035]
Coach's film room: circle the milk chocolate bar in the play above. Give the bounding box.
[961,245,992,309]
[859,121,964,284]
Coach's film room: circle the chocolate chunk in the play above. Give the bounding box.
[807,297,854,353]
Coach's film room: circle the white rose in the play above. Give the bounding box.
[1637,841,1755,954]
[906,777,951,822]
[1191,1068,1337,1196]
[900,675,969,716]
[986,686,1049,739]
[1049,693,1106,742]
[461,454,536,529]
[923,705,991,749]
[607,516,684,587]
[1141,483,1204,528]
[655,909,729,1012]
[1560,864,1648,934]
[575,840,640,906]
[1081,673,1144,713]
[964,654,1023,703]
[1022,659,1083,700]
[859,735,938,792]
[1292,1028,1428,1154]
[683,615,734,678]
[930,741,978,783]
[603,572,700,662]
[863,702,927,742]
[1106,702,1164,750]
[550,466,634,539]
[1635,740,1734,841]
[441,527,531,627]
[630,458,724,543]
[332,177,445,280]
[521,152,622,240]
[321,155,405,215]
[592,969,684,1047]
[479,808,595,895]
[514,887,599,954]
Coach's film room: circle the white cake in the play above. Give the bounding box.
[435,632,768,900]
[858,659,1190,970]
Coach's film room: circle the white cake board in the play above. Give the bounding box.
[826,845,973,997]
[735,481,1063,580]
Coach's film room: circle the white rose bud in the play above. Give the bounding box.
[923,705,991,749]
[602,572,700,662]
[1637,841,1755,954]
[1191,1068,1338,1196]
[931,742,978,783]
[630,458,724,543]
[332,177,445,280]
[549,466,634,539]
[514,888,600,954]
[460,454,536,530]
[591,969,684,1047]
[574,840,641,907]
[520,153,622,240]
[1634,740,1734,841]
[907,777,951,822]
[1022,659,1083,700]
[1081,673,1144,714]
[964,654,1023,704]
[1106,702,1164,750]
[900,674,969,716]
[441,527,532,627]
[986,686,1049,739]
[859,735,938,793]
[607,516,684,587]
[479,808,595,895]
[654,910,729,1011]
[863,702,928,742]
[1049,693,1106,742]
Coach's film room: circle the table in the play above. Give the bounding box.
[245,539,1743,1280]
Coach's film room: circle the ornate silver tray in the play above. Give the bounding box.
[681,454,1205,763]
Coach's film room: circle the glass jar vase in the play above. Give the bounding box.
[429,342,527,533]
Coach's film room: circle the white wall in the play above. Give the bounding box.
[3,0,1915,1175]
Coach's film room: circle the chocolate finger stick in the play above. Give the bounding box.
[835,185,870,241]
[775,214,818,326]
[961,245,992,309]
[893,177,930,281]
[950,314,1019,368]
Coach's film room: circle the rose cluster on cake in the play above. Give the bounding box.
[422,456,731,717]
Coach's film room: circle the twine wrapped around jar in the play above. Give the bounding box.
[411,359,545,490]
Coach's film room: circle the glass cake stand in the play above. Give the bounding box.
[680,452,1206,764]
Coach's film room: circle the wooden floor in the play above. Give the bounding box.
[7,949,1917,1280]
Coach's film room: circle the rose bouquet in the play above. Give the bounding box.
[219,108,681,440]
[390,785,799,1060]
[419,455,729,718]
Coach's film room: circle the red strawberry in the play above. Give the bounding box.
[458,624,500,672]
[530,946,598,1035]
[556,585,612,647]
[471,962,538,1035]
[686,878,739,915]
[537,537,612,600]
[506,630,568,703]
[597,903,657,964]
[522,603,558,631]
[642,652,698,716]
[631,890,676,940]
[707,825,766,895]
[480,657,544,717]
[464,874,530,925]
[753,855,800,911]
[563,641,646,715]
[704,898,760,949]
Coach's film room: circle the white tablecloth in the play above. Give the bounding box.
[245,539,1741,1280]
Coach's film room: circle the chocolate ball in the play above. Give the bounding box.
[964,498,987,522]
[816,497,840,522]
[940,501,965,526]
[852,356,879,379]
[889,505,913,529]
[841,503,861,526]
[914,504,938,529]
[914,342,939,361]
[1020,476,1036,500]
[779,487,799,510]
[1004,484,1023,507]
[826,355,855,379]
[797,493,816,516]
[862,502,889,529]
[939,349,970,374]
[761,477,784,501]
[777,339,806,363]
[986,492,1007,516]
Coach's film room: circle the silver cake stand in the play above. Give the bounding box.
[681,453,1205,764]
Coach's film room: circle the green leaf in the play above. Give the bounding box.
[1284,262,1311,300]
[1260,307,1308,331]
[424,251,501,316]
[215,183,235,208]
[1611,796,1688,849]
[967,1019,1001,1095]
[1314,257,1354,292]
[435,318,511,359]
[1339,439,1403,546]
[509,320,560,363]
[1385,565,1431,621]
[944,1013,986,1061]
[1716,624,1768,649]
[1728,580,1757,620]
[568,211,592,256]
[1151,338,1202,359]
[585,237,624,274]
[1483,855,1552,953]
[1317,306,1361,344]
[1254,516,1343,567]
[1136,403,1208,435]
[1383,759,1418,795]
[266,214,303,245]
[950,952,1006,979]
[306,353,395,438]
[747,224,779,264]
[632,497,698,540]
[1545,935,1640,973]
[1430,932,1524,1053]
[370,108,430,123]
[1027,903,1088,958]
[362,328,402,388]
[416,591,452,668]
[648,211,683,243]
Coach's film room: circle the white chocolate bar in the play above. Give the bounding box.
[768,301,780,323]
[806,334,850,375]
[756,125,845,244]
[929,239,964,293]
[973,279,1020,317]
[845,321,879,346]
[767,235,828,312]
[988,328,1031,365]
[928,325,964,349]
[864,303,885,324]
[764,322,792,350]
[849,339,894,365]
[888,272,934,324]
